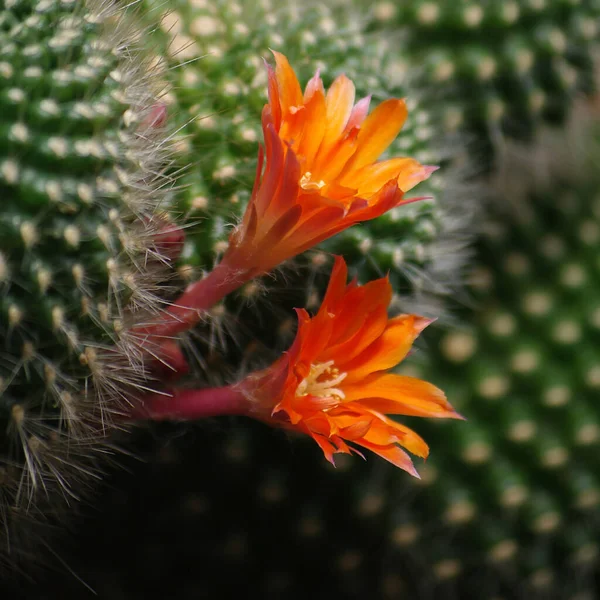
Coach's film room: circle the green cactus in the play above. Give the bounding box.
[0,0,176,565]
[404,101,600,596]
[366,0,600,166]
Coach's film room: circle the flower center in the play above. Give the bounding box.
[296,360,347,401]
[300,171,326,191]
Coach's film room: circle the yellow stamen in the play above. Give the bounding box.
[296,360,347,400]
[300,171,326,191]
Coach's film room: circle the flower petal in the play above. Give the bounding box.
[340,98,408,175]
[330,408,429,458]
[276,204,347,255]
[296,87,327,165]
[304,69,324,102]
[353,440,419,476]
[344,95,371,132]
[341,314,432,381]
[310,432,338,465]
[272,50,304,116]
[343,373,459,419]
[317,128,360,184]
[295,307,335,366]
[320,305,389,365]
[328,278,389,341]
[348,178,404,216]
[326,75,355,130]
[338,418,373,440]
[361,413,429,457]
[254,119,286,218]
[265,62,282,130]
[254,204,303,257]
[316,74,355,157]
[341,157,424,196]
[296,394,340,411]
[320,307,390,366]
[320,255,348,311]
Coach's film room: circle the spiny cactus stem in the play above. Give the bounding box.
[135,385,247,421]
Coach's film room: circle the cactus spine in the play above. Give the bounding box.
[0,0,176,565]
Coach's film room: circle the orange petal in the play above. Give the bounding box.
[318,297,379,360]
[344,95,371,133]
[341,314,432,382]
[310,432,338,465]
[272,50,304,116]
[342,373,459,419]
[254,121,287,218]
[303,411,337,437]
[346,178,405,219]
[338,418,373,440]
[319,305,388,365]
[362,414,429,457]
[296,87,327,165]
[359,397,465,421]
[295,393,340,412]
[279,110,307,155]
[282,184,402,257]
[317,128,360,183]
[276,204,348,258]
[353,440,419,476]
[265,62,282,131]
[399,164,439,192]
[267,147,302,218]
[330,435,354,455]
[317,74,355,157]
[325,75,355,129]
[330,409,429,458]
[320,255,348,311]
[340,98,408,175]
[296,306,335,361]
[272,392,304,425]
[303,69,325,102]
[254,204,303,257]
[341,157,424,196]
[320,181,357,203]
[325,277,392,347]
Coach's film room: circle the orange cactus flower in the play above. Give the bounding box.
[239,256,462,476]
[223,52,436,278]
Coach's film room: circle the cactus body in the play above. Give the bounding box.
[0,0,174,564]
[368,0,600,165]
[407,105,600,596]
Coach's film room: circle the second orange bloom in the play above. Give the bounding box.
[238,256,462,476]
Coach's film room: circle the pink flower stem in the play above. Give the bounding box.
[134,261,248,339]
[134,385,248,421]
